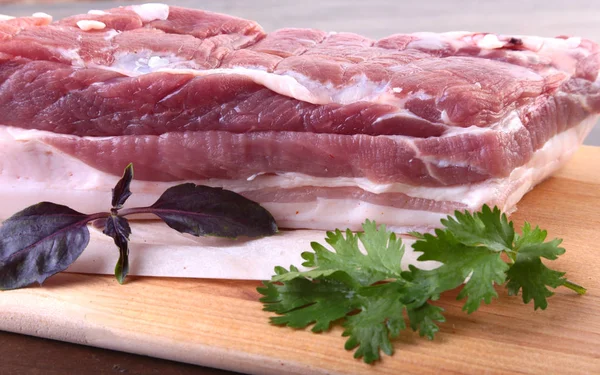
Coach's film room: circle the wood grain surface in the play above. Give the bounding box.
[0,331,238,375]
[0,146,598,375]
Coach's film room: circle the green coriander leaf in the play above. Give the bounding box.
[301,220,404,287]
[406,303,445,340]
[343,283,406,363]
[261,206,584,365]
[399,265,441,307]
[258,274,357,332]
[442,205,514,252]
[506,222,567,310]
[407,231,426,239]
[271,268,351,283]
[514,222,566,261]
[457,256,507,314]
[358,220,404,276]
[411,229,508,313]
[506,260,566,310]
[259,225,410,363]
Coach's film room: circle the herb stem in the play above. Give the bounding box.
[562,279,587,295]
[85,212,111,222]
[504,250,516,264]
[118,207,155,217]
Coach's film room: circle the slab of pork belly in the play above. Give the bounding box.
[0,3,598,233]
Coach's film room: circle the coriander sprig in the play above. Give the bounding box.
[258,205,585,364]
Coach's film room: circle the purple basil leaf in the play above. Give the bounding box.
[113,235,129,284]
[103,215,131,284]
[144,183,278,238]
[0,202,93,290]
[111,163,134,209]
[103,215,132,240]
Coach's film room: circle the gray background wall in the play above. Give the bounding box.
[2,0,599,145]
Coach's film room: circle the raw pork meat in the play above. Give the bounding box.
[0,4,598,232]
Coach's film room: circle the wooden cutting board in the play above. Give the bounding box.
[0,146,599,375]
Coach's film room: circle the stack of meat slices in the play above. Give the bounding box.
[1,4,598,232]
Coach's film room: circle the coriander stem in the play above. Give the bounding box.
[503,250,516,264]
[562,279,587,295]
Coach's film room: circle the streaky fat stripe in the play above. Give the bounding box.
[0,116,594,232]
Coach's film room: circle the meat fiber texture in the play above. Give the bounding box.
[0,4,599,279]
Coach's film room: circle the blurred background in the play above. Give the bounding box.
[1,0,599,145]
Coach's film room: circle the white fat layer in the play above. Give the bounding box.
[104,29,120,40]
[130,3,169,22]
[104,58,453,109]
[110,51,190,74]
[0,115,595,229]
[148,55,170,68]
[498,115,598,212]
[264,200,447,232]
[157,67,327,105]
[441,111,525,137]
[372,109,431,127]
[58,48,85,68]
[32,12,52,20]
[565,37,582,49]
[0,15,15,21]
[374,90,435,116]
[65,222,432,280]
[279,70,400,105]
[76,20,106,31]
[407,35,449,51]
[332,74,389,104]
[420,32,586,83]
[107,54,324,104]
[491,34,584,75]
[440,110,453,125]
[477,34,505,49]
[87,10,108,16]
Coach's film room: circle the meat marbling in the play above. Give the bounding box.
[0,3,598,232]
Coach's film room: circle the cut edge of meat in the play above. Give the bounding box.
[0,115,594,232]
